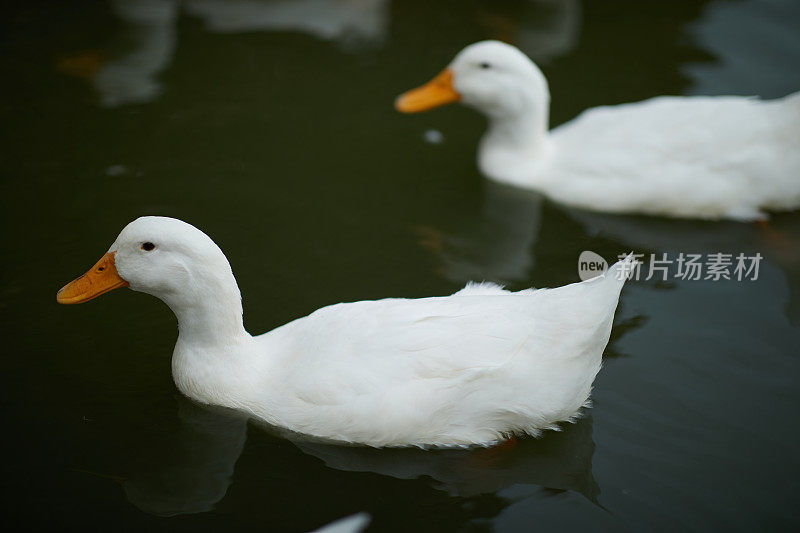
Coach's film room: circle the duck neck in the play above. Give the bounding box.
[164,272,249,348]
[481,101,550,160]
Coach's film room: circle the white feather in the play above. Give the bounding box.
[414,41,800,220]
[98,217,632,447]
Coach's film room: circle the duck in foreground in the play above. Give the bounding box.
[57,216,633,447]
[396,40,800,221]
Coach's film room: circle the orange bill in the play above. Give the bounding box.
[395,69,460,113]
[57,252,129,305]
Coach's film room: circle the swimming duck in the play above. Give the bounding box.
[396,40,800,221]
[57,216,632,447]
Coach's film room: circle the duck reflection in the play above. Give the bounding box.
[184,0,389,47]
[419,173,800,325]
[59,0,389,107]
[293,414,599,501]
[59,0,178,107]
[120,394,598,516]
[566,208,800,324]
[311,512,371,533]
[418,181,544,285]
[122,398,248,517]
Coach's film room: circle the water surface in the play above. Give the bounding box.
[2,0,800,530]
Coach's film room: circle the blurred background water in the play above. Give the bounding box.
[2,0,800,531]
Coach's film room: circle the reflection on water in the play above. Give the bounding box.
[418,181,544,285]
[566,209,800,324]
[684,0,800,97]
[121,396,597,517]
[184,0,389,46]
[295,415,598,501]
[425,183,800,324]
[311,512,371,533]
[59,0,389,107]
[423,173,800,325]
[59,0,178,107]
[123,399,247,517]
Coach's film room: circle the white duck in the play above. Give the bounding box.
[396,40,800,221]
[57,216,633,448]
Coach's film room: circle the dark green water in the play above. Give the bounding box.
[3,0,800,531]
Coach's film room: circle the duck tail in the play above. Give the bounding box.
[585,253,636,305]
[566,253,635,322]
[581,252,635,335]
[606,253,637,286]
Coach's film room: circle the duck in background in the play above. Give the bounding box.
[396,40,800,221]
[56,216,633,448]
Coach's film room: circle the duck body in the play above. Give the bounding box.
[485,92,800,221]
[397,41,800,221]
[178,278,624,447]
[58,217,632,448]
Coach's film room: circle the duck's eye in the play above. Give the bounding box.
[479,62,491,69]
[141,242,156,251]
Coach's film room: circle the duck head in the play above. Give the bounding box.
[395,40,550,121]
[57,217,244,339]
